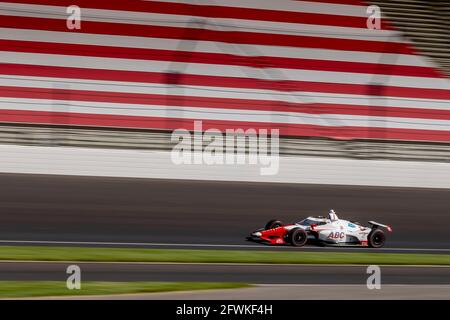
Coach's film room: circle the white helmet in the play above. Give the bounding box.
[328,209,338,221]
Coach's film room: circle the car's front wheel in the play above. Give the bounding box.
[288,228,308,247]
[265,219,284,230]
[368,229,386,248]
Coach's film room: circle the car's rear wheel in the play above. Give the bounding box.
[368,229,386,248]
[265,219,283,230]
[288,228,308,247]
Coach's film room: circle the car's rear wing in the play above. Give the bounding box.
[368,221,393,232]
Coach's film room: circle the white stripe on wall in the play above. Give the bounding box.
[2,96,450,131]
[1,52,448,90]
[1,75,449,110]
[149,0,370,17]
[0,28,427,67]
[0,3,402,42]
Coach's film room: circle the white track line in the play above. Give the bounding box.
[1,261,449,268]
[0,240,449,252]
[256,284,450,287]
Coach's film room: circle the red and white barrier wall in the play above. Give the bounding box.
[0,0,449,142]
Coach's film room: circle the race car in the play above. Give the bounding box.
[247,210,392,248]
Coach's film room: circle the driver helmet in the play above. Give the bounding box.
[328,209,338,221]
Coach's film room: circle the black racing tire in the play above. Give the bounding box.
[265,219,284,230]
[288,228,308,247]
[368,229,386,248]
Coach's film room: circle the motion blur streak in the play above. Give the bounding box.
[0,262,449,284]
[1,0,449,142]
[0,173,448,249]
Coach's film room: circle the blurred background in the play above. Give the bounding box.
[0,0,449,299]
[0,0,448,152]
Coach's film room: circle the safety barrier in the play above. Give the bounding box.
[1,125,450,162]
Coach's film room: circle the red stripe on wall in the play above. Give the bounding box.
[0,39,440,78]
[1,0,389,29]
[0,109,449,142]
[1,63,449,100]
[1,85,449,121]
[0,15,409,54]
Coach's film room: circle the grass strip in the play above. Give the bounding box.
[0,281,249,298]
[0,246,448,265]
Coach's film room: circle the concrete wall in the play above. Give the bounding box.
[2,144,450,188]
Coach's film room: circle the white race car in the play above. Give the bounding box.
[248,210,392,248]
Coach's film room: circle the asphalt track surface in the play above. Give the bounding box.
[0,173,449,249]
[1,262,449,284]
[0,173,449,290]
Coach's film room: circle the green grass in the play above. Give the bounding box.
[0,281,249,298]
[0,246,449,265]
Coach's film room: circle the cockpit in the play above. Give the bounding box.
[297,218,327,226]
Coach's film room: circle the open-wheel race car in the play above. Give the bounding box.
[247,210,392,248]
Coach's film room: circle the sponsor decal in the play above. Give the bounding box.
[327,232,345,239]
